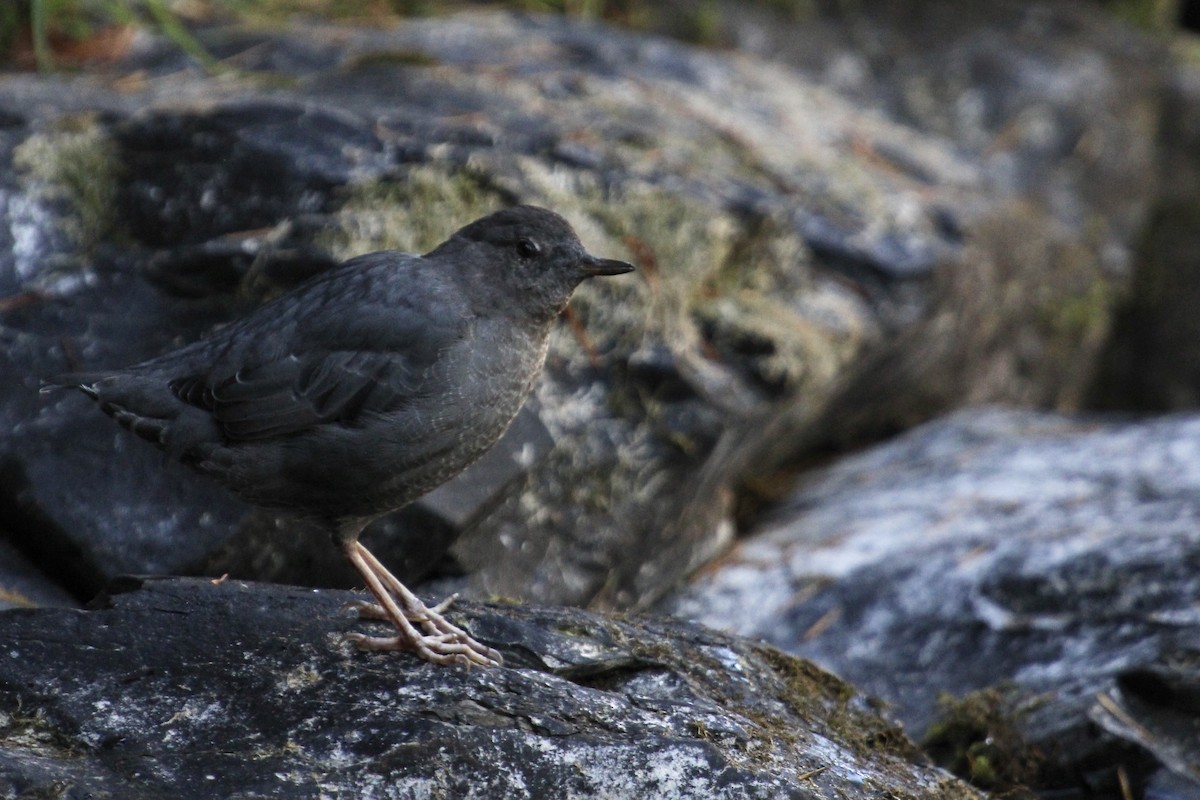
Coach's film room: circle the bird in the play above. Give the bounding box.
[48,205,635,668]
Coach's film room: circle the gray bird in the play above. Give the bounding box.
[51,205,634,667]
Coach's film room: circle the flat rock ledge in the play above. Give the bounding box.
[0,577,979,800]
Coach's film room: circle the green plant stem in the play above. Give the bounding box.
[31,0,54,71]
[143,0,219,71]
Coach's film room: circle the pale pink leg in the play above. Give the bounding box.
[342,539,502,668]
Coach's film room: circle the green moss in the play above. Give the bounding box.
[923,687,1043,795]
[1177,35,1200,65]
[757,644,924,764]
[578,185,737,344]
[671,0,722,45]
[484,593,525,606]
[321,165,504,259]
[0,703,84,760]
[757,644,854,706]
[1041,279,1117,343]
[13,117,121,254]
[564,617,981,795]
[1103,0,1178,31]
[554,621,601,638]
[565,185,856,406]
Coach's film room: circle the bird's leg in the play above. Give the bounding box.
[347,593,458,622]
[349,543,463,632]
[341,538,503,668]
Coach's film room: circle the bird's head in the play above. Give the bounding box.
[431,205,634,324]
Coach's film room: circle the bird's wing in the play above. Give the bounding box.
[173,349,435,441]
[169,257,468,442]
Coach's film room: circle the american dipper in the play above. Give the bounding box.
[51,205,634,667]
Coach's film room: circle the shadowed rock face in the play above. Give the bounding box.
[0,577,981,800]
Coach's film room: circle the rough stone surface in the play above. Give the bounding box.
[0,576,981,800]
[664,407,1200,795]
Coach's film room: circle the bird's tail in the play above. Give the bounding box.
[40,373,110,399]
[42,372,173,448]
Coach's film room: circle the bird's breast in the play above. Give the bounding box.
[456,317,549,425]
[358,319,549,511]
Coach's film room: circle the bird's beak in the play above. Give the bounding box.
[578,254,635,277]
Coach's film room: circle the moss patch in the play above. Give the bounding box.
[321,165,505,259]
[13,116,121,254]
[923,686,1043,796]
[756,644,926,765]
[598,618,939,788]
[0,704,84,760]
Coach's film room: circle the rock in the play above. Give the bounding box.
[1092,57,1200,410]
[0,539,77,612]
[1091,659,1200,792]
[664,407,1200,796]
[0,576,982,800]
[0,7,1163,612]
[691,0,1166,462]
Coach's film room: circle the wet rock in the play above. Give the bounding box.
[664,408,1200,795]
[0,576,981,800]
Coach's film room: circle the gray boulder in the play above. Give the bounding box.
[665,408,1200,795]
[0,576,981,799]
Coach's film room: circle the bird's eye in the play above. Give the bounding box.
[516,238,541,258]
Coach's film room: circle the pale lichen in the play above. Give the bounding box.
[13,116,121,255]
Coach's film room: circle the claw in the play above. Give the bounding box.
[342,540,503,668]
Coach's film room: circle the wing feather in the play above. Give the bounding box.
[166,253,468,443]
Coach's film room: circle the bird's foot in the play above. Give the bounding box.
[342,539,502,668]
[344,595,499,667]
[345,593,459,623]
[346,615,502,668]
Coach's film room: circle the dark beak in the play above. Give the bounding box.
[578,254,635,277]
